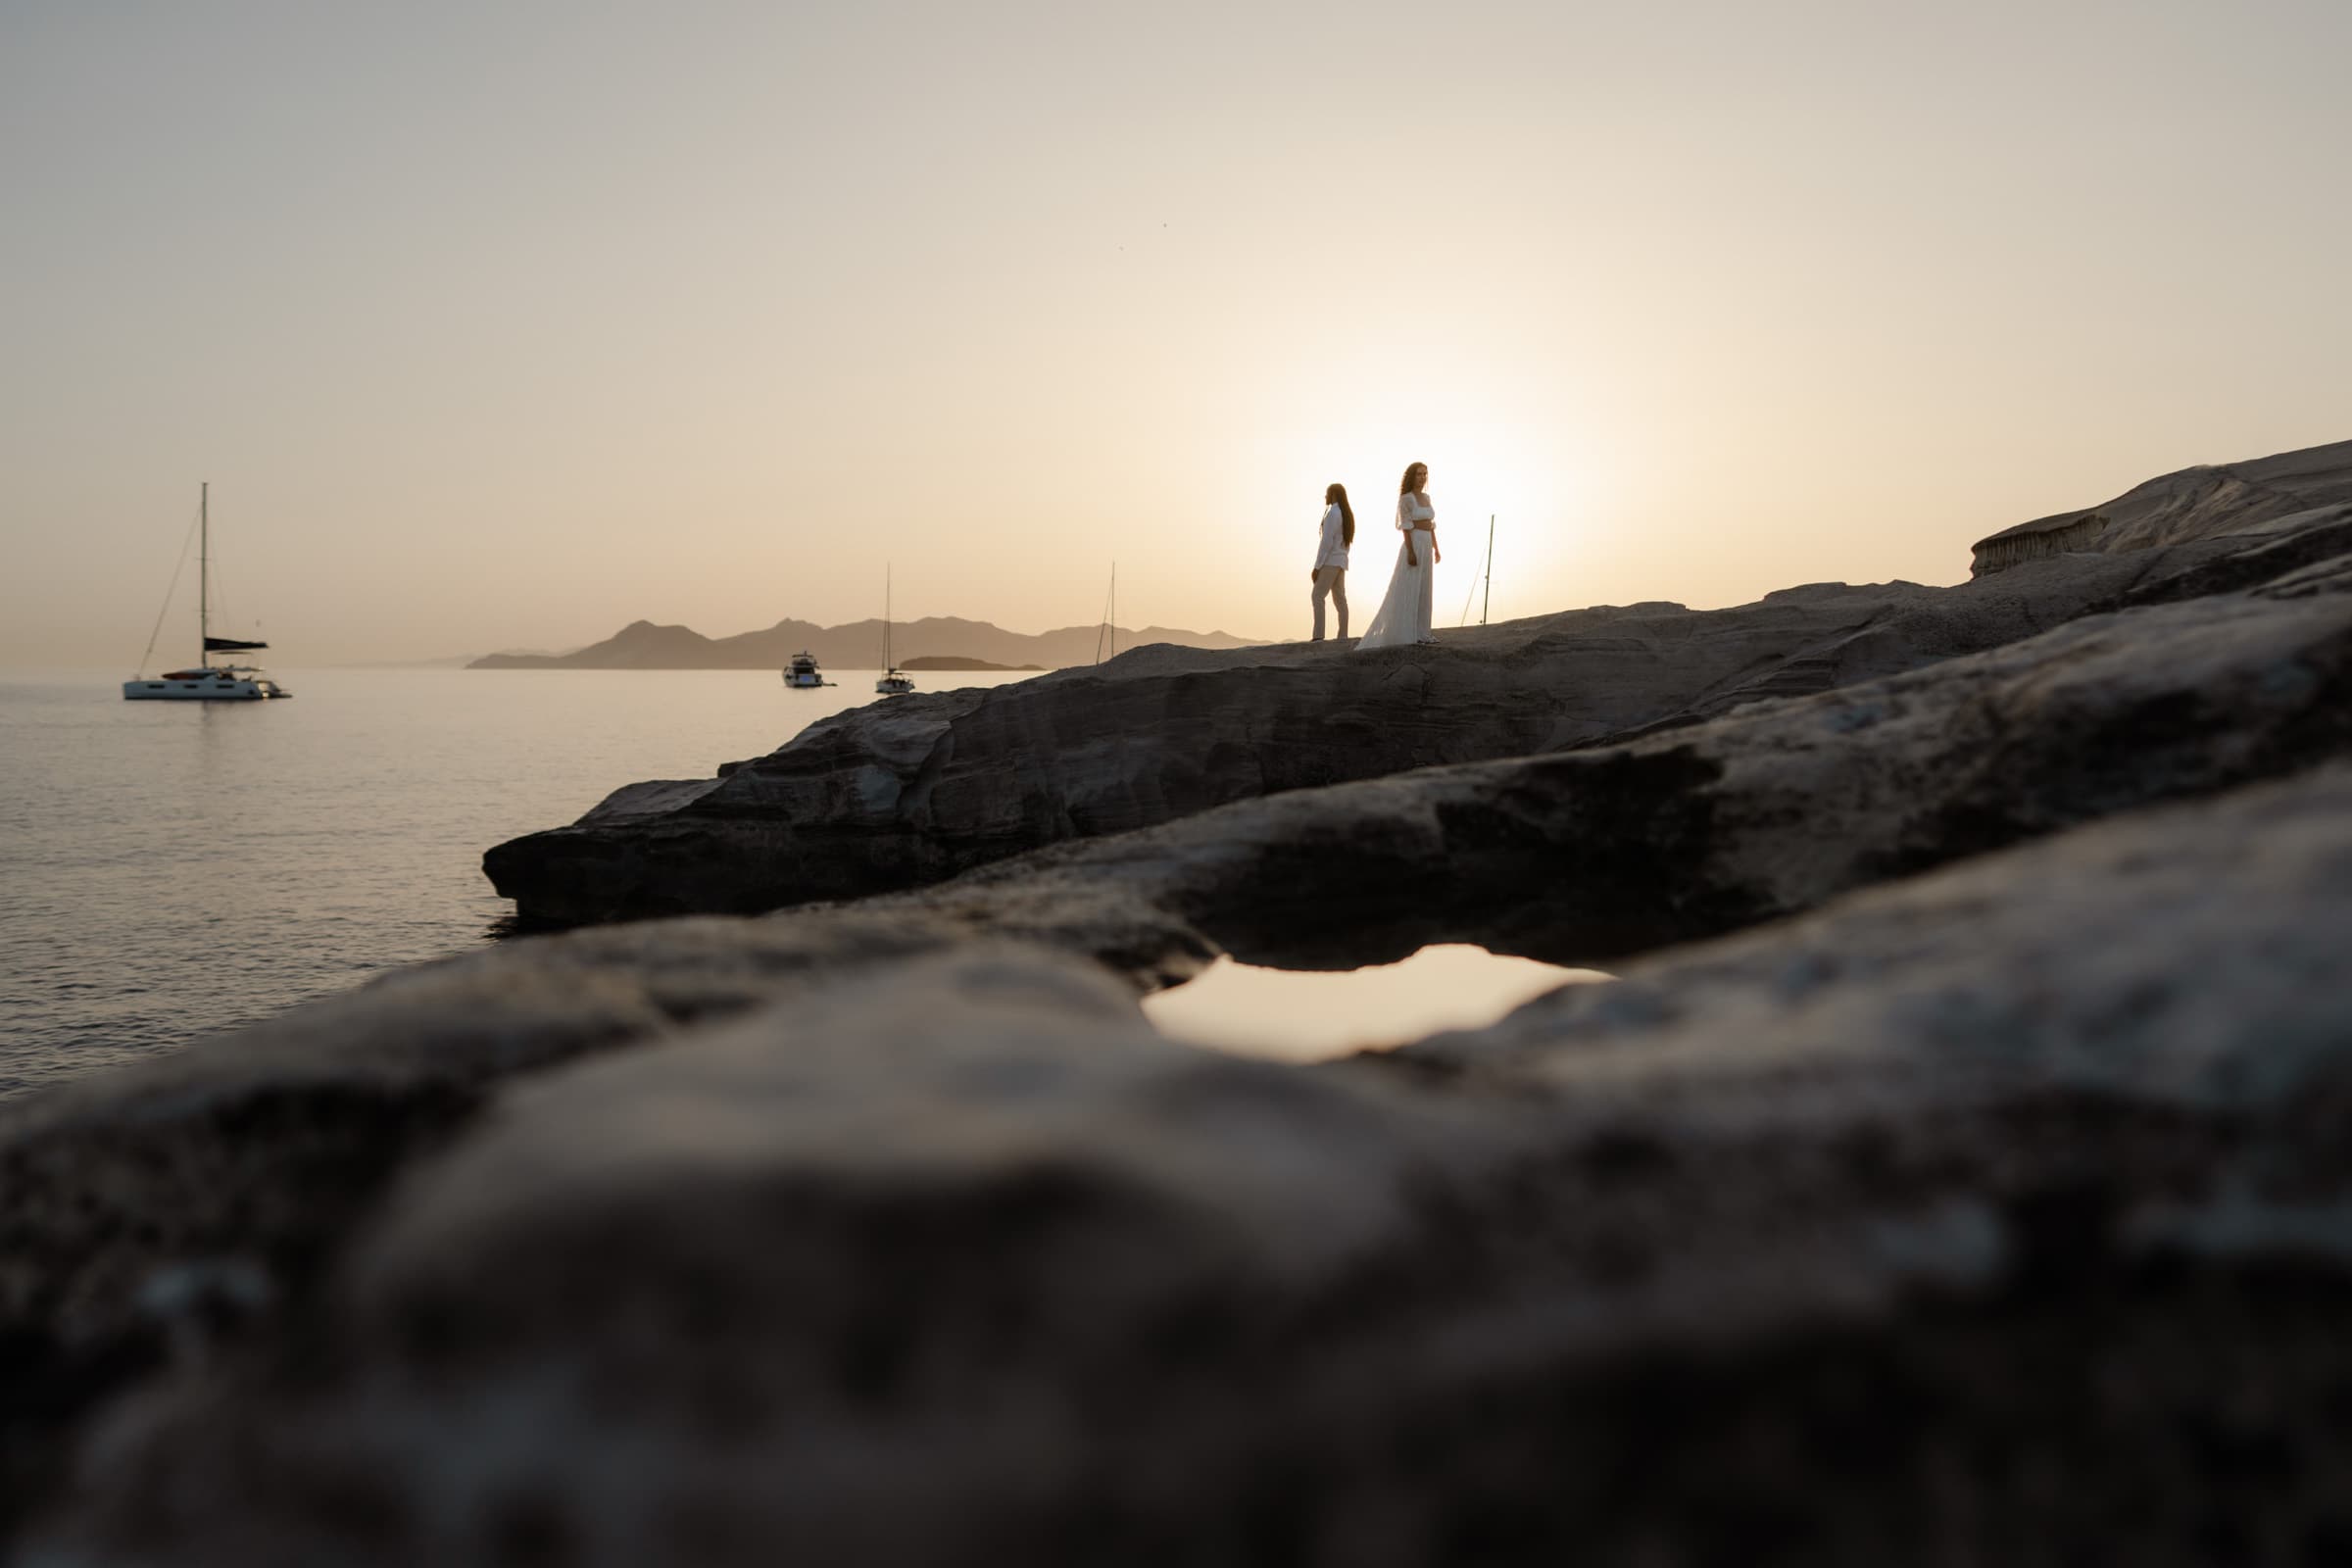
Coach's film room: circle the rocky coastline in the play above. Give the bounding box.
[7,438,2352,1562]
[478,535,2323,927]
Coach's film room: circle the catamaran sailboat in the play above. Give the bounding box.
[875,565,914,696]
[782,651,829,689]
[123,483,292,702]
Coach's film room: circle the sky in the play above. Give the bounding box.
[4,0,2348,665]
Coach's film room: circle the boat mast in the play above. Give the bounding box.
[199,481,209,666]
[1094,563,1117,664]
[1482,514,1494,626]
[884,564,894,671]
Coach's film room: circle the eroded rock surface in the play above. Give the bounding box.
[0,914,1096,1541]
[28,765,2352,1565]
[484,517,2335,927]
[876,549,2352,975]
[1972,434,2352,574]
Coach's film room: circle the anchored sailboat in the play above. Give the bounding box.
[123,483,292,701]
[875,565,913,696]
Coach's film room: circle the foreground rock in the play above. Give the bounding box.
[28,763,2352,1565]
[485,515,2329,926]
[0,912,1079,1540]
[874,549,2352,975]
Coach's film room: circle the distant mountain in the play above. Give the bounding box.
[467,616,1259,670]
[900,656,1043,671]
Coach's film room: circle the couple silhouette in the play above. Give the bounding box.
[1310,462,1440,649]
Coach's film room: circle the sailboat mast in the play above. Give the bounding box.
[1482,514,1494,626]
[199,482,209,665]
[1093,563,1118,665]
[884,564,893,671]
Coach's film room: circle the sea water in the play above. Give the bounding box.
[0,667,1026,1101]
[1,668,1602,1102]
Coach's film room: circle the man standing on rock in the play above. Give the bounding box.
[1311,482,1353,641]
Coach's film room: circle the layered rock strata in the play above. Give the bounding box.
[1968,508,2106,574]
[1971,435,2352,574]
[485,518,2329,927]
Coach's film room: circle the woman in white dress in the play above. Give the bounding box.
[1353,462,1440,650]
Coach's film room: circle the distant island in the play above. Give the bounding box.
[468,615,1258,671]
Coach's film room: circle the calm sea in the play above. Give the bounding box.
[0,667,1028,1102]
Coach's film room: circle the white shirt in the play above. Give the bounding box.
[1314,503,1349,570]
[1397,493,1434,531]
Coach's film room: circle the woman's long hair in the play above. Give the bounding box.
[1399,462,1427,496]
[1326,482,1355,547]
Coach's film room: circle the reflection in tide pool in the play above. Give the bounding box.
[1142,944,1610,1063]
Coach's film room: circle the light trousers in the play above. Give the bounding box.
[1311,565,1348,640]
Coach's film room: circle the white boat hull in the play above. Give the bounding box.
[123,672,290,701]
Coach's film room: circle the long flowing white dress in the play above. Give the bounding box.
[1353,493,1437,650]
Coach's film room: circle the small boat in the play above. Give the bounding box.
[123,483,292,702]
[783,650,829,688]
[127,666,289,700]
[875,565,915,696]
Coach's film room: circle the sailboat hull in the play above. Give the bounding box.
[123,672,290,701]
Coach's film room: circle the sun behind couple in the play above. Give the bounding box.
[1308,462,1441,649]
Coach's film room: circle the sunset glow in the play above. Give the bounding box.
[5,1,2347,662]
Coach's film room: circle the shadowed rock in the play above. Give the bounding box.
[0,915,1092,1540]
[28,765,2352,1565]
[2111,502,2352,610]
[484,516,2336,928]
[879,550,2352,976]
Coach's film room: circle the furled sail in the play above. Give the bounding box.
[204,635,270,652]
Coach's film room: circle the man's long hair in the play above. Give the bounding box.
[1326,482,1355,547]
[1398,462,1427,496]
